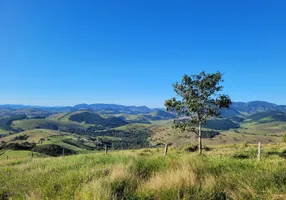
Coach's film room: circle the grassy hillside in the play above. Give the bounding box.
[0,108,51,118]
[12,118,87,132]
[59,110,128,128]
[0,129,59,143]
[245,111,286,123]
[1,144,286,199]
[204,118,240,130]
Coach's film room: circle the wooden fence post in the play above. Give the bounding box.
[258,142,261,161]
[62,147,65,157]
[164,144,169,156]
[6,156,8,160]
[105,145,107,155]
[31,152,34,159]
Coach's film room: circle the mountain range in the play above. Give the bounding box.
[1,101,286,117]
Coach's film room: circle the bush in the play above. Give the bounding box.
[1,142,36,150]
[11,134,29,141]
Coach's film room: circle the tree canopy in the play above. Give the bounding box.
[165,71,231,154]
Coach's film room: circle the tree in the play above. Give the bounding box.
[165,71,231,154]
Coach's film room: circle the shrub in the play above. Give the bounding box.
[11,134,29,141]
[1,142,36,150]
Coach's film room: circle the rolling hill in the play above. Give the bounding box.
[0,108,51,118]
[63,110,128,128]
[245,111,286,123]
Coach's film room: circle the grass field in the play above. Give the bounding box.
[0,150,44,161]
[0,129,59,143]
[12,119,88,131]
[1,143,286,199]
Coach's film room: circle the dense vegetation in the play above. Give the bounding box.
[204,119,240,130]
[0,115,27,131]
[68,111,128,127]
[33,144,76,156]
[247,111,286,123]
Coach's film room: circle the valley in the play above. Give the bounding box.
[1,101,286,157]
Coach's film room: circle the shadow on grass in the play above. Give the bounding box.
[266,150,286,158]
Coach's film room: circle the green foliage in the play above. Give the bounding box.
[0,142,36,150]
[241,141,249,148]
[0,115,26,131]
[165,71,231,154]
[69,111,128,127]
[283,134,286,142]
[165,71,231,130]
[11,134,29,141]
[204,118,239,130]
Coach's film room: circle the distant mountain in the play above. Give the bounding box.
[0,104,153,114]
[231,101,286,115]
[144,109,176,120]
[0,108,51,118]
[1,101,286,118]
[220,101,286,118]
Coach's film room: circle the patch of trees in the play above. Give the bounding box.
[0,142,36,150]
[11,134,29,141]
[69,112,128,128]
[86,129,151,150]
[33,144,75,156]
[204,119,240,130]
[201,130,220,138]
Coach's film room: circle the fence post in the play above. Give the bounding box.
[31,152,34,159]
[258,142,261,161]
[6,156,8,160]
[105,145,108,155]
[164,144,169,156]
[62,147,65,157]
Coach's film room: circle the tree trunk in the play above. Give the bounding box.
[198,122,202,155]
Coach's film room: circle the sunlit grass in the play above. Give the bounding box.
[1,144,286,199]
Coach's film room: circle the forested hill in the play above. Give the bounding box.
[1,101,286,115]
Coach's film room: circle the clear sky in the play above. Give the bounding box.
[1,0,286,107]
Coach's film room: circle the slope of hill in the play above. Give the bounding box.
[67,110,128,128]
[12,118,87,133]
[144,109,175,120]
[0,115,27,132]
[0,129,59,143]
[231,101,286,115]
[204,118,240,130]
[245,111,286,123]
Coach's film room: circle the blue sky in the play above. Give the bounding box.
[1,0,286,107]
